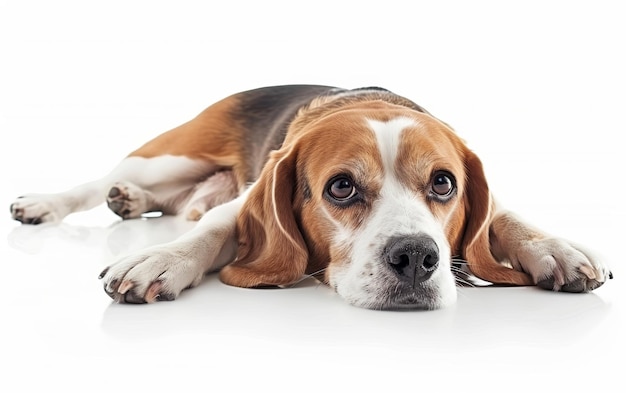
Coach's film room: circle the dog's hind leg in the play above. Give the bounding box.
[10,155,217,224]
[11,91,253,225]
[181,171,239,221]
[11,177,116,225]
[102,155,221,220]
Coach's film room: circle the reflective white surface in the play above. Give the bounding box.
[2,1,625,392]
[3,212,623,391]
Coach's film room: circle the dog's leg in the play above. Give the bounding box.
[11,155,217,224]
[106,181,159,219]
[10,157,153,224]
[181,171,239,221]
[10,178,112,224]
[489,210,612,292]
[99,185,251,303]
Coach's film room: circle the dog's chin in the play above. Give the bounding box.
[347,281,458,311]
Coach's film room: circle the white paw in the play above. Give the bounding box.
[99,241,206,303]
[10,194,67,224]
[106,181,148,219]
[514,238,612,292]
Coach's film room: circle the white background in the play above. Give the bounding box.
[1,1,624,391]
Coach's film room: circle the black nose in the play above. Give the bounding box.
[385,235,439,286]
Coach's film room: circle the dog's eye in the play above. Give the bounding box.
[328,177,357,201]
[431,172,455,197]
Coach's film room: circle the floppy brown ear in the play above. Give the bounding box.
[219,145,308,288]
[462,149,533,285]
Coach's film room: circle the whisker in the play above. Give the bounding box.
[284,268,328,288]
[450,263,493,288]
[452,274,477,287]
[454,277,477,288]
[451,256,469,265]
[450,259,483,288]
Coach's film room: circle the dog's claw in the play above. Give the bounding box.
[98,267,109,279]
[145,281,163,303]
[118,280,134,295]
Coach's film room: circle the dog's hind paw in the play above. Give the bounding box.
[10,194,66,225]
[106,181,152,220]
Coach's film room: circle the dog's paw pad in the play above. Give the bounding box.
[106,182,145,219]
[108,187,122,199]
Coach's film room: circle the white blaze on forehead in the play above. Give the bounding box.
[365,115,436,238]
[367,116,416,175]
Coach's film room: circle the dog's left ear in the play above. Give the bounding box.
[219,144,308,288]
[461,149,533,285]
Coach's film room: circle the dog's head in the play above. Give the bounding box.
[220,97,521,310]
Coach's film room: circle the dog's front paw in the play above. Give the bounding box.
[10,194,67,224]
[515,238,612,292]
[99,242,205,303]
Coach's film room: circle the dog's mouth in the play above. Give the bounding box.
[338,275,456,311]
[371,282,446,311]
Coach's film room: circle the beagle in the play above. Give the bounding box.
[10,85,612,309]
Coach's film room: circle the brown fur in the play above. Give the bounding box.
[129,95,250,190]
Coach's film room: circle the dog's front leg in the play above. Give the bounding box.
[99,187,250,303]
[488,210,612,292]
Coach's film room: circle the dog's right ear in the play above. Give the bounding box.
[219,144,309,288]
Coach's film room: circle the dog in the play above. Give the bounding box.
[10,85,612,310]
